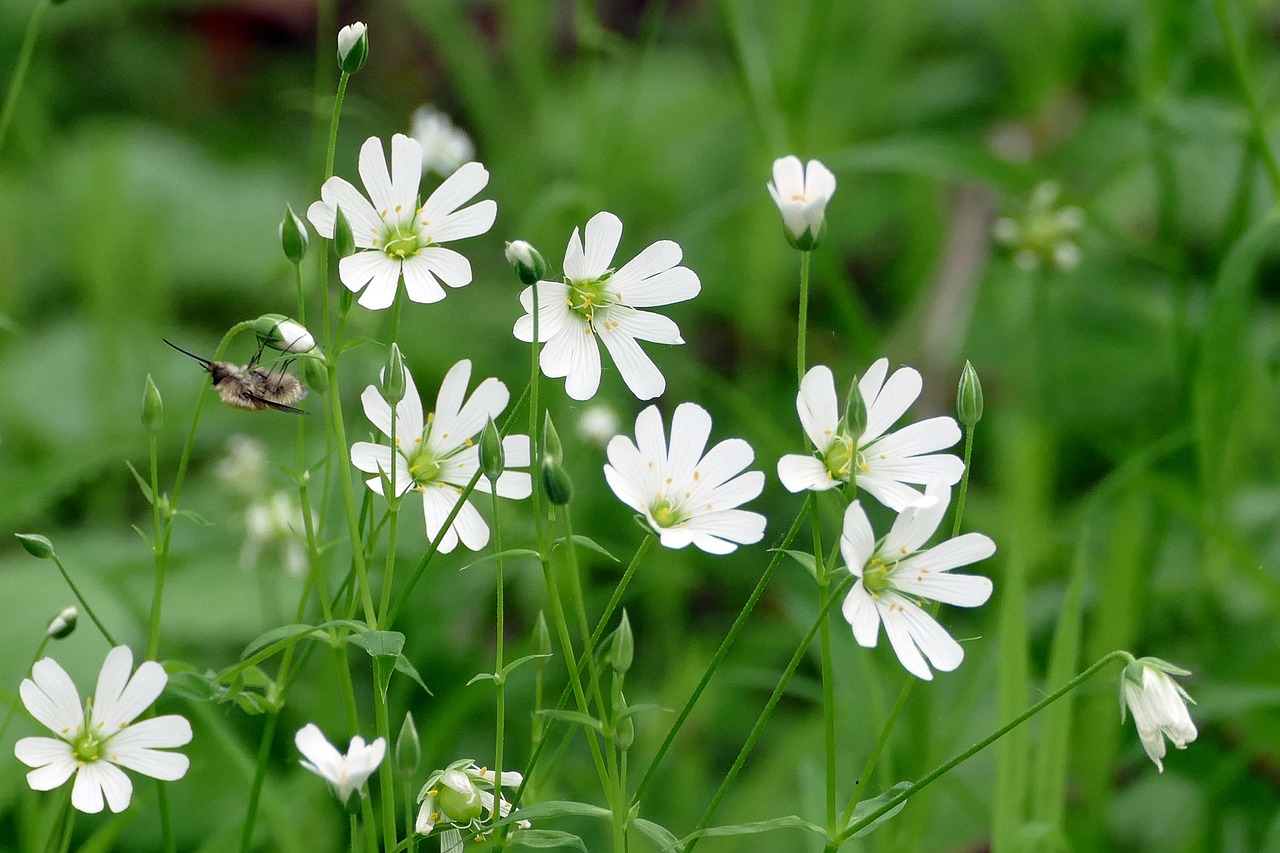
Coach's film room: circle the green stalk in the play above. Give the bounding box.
[797,250,811,385]
[491,489,508,824]
[835,652,1135,842]
[349,813,359,853]
[633,498,810,803]
[0,0,50,159]
[951,426,975,538]
[48,554,116,646]
[375,686,398,850]
[146,433,165,658]
[684,573,857,853]
[1212,0,1280,197]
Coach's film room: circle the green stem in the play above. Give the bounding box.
[238,710,279,853]
[951,427,975,538]
[349,812,359,853]
[404,784,419,853]
[48,555,116,646]
[327,367,379,626]
[684,573,856,853]
[0,0,50,160]
[797,250,811,385]
[146,433,165,658]
[1212,0,1280,197]
[375,686,398,851]
[836,651,1135,842]
[378,502,400,626]
[157,784,175,853]
[491,489,508,823]
[634,497,811,803]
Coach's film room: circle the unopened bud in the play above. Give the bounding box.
[16,533,54,560]
[280,205,309,264]
[956,361,984,428]
[610,611,634,675]
[505,240,547,285]
[843,375,867,441]
[46,607,77,639]
[540,461,574,506]
[480,418,504,483]
[142,374,164,434]
[396,711,421,777]
[332,206,356,259]
[336,22,369,74]
[384,344,406,405]
[542,411,564,465]
[303,356,329,394]
[254,314,316,354]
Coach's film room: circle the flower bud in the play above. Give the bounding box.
[396,711,421,777]
[767,155,836,252]
[956,361,983,428]
[336,22,369,74]
[16,533,54,560]
[542,411,564,465]
[142,374,164,434]
[505,240,547,285]
[46,606,77,639]
[280,205,309,264]
[254,314,316,354]
[843,375,867,441]
[383,343,407,405]
[480,418,504,483]
[610,611,634,675]
[303,355,329,394]
[540,461,574,506]
[616,713,635,751]
[331,205,356,259]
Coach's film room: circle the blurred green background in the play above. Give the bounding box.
[2,0,1280,850]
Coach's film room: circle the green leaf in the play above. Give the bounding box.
[500,653,553,679]
[394,654,432,695]
[506,830,587,851]
[124,460,155,505]
[553,535,619,563]
[466,672,500,686]
[239,620,366,661]
[488,800,610,825]
[845,781,912,838]
[632,818,679,850]
[164,670,220,703]
[535,709,605,734]
[336,336,378,356]
[460,548,541,571]
[231,691,275,715]
[772,548,818,580]
[614,702,669,723]
[674,815,829,848]
[175,508,212,527]
[130,524,154,552]
[348,630,405,658]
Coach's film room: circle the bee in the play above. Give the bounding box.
[165,339,308,414]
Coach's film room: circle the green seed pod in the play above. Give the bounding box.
[336,22,368,74]
[480,418,504,483]
[16,533,54,560]
[46,607,77,639]
[142,374,164,434]
[396,711,421,777]
[956,360,984,428]
[280,205,309,265]
[383,343,407,405]
[610,611,634,676]
[505,240,547,285]
[332,205,356,259]
[844,374,867,441]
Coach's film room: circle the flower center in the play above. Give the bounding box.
[823,433,860,481]
[862,557,892,595]
[71,728,107,764]
[567,271,615,323]
[382,221,423,260]
[650,498,683,528]
[407,449,441,484]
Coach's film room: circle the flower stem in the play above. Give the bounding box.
[491,488,508,824]
[146,433,165,658]
[375,684,398,851]
[1212,0,1280,197]
[797,250,812,385]
[349,813,359,853]
[683,573,857,853]
[238,708,280,853]
[48,554,116,646]
[0,0,50,160]
[634,496,811,804]
[951,425,975,538]
[835,651,1136,842]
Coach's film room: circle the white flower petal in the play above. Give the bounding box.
[866,417,962,462]
[776,454,838,493]
[358,135,398,215]
[439,377,509,454]
[15,736,74,771]
[418,246,474,288]
[93,648,166,733]
[861,365,922,444]
[421,161,490,223]
[579,211,623,279]
[23,750,77,791]
[514,283,570,343]
[355,257,402,310]
[880,484,949,558]
[875,595,935,681]
[109,715,193,752]
[22,658,83,738]
[879,592,965,679]
[610,308,684,344]
[313,176,383,242]
[428,200,497,244]
[420,485,462,553]
[597,325,666,400]
[338,251,389,295]
[681,509,766,548]
[839,501,876,577]
[73,760,133,814]
[855,472,927,512]
[604,439,655,514]
[864,453,965,487]
[546,324,602,401]
[400,255,448,304]
[892,569,993,608]
[389,133,423,211]
[769,156,804,199]
[797,365,840,451]
[898,532,997,576]
[110,746,190,782]
[296,724,345,783]
[841,582,881,648]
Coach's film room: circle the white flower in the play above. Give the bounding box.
[410,106,476,177]
[577,403,621,447]
[604,403,766,554]
[839,483,995,681]
[14,646,192,814]
[777,361,964,511]
[350,359,531,553]
[1120,658,1198,772]
[415,761,529,836]
[767,155,836,247]
[307,134,497,310]
[513,211,700,401]
[45,606,77,638]
[295,723,385,805]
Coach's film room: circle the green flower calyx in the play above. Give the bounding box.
[862,557,892,595]
[650,497,684,529]
[823,432,863,482]
[407,447,441,484]
[567,270,616,323]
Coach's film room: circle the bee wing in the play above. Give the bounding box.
[243,390,308,415]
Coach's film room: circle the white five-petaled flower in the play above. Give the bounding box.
[839,483,995,681]
[14,646,192,814]
[604,402,766,554]
[1120,658,1198,773]
[295,723,386,805]
[767,155,836,248]
[351,359,531,553]
[410,105,476,177]
[777,361,964,511]
[415,760,529,836]
[307,134,497,310]
[513,211,700,401]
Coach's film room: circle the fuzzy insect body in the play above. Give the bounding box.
[166,340,308,414]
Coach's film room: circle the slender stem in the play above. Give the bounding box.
[47,792,75,853]
[684,573,857,853]
[1212,0,1280,197]
[491,489,508,822]
[375,686,398,851]
[0,0,49,159]
[238,710,279,853]
[528,279,545,547]
[349,813,359,853]
[48,555,116,646]
[156,784,175,853]
[951,427,975,538]
[634,497,811,803]
[836,671,915,830]
[797,250,812,385]
[404,784,419,853]
[561,509,610,721]
[819,569,836,831]
[378,502,400,626]
[146,434,165,658]
[836,651,1135,841]
[327,370,379,626]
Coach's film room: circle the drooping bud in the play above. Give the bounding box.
[505,240,547,285]
[336,22,369,74]
[16,533,54,560]
[610,611,634,676]
[280,205,309,265]
[480,418,504,483]
[331,205,356,259]
[142,374,164,434]
[396,711,421,777]
[254,314,316,355]
[46,607,77,639]
[956,361,984,428]
[843,375,867,442]
[383,343,407,405]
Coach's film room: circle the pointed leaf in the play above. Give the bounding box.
[534,709,605,734]
[772,548,818,580]
[395,654,432,694]
[845,781,912,838]
[175,509,212,527]
[675,815,829,848]
[124,461,155,505]
[507,830,587,851]
[553,535,619,563]
[500,653,553,679]
[460,548,541,571]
